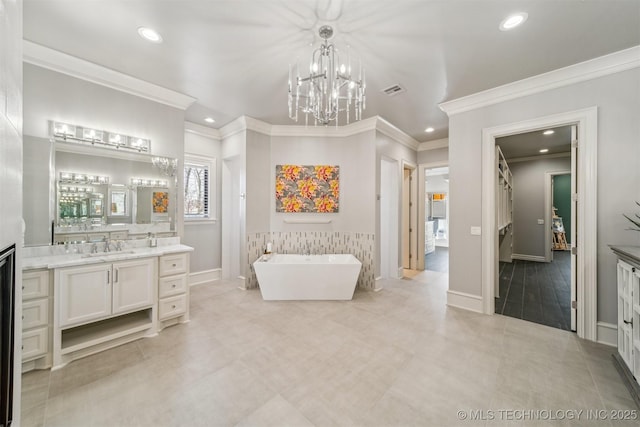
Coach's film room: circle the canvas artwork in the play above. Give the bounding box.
[276,165,339,213]
[152,191,169,214]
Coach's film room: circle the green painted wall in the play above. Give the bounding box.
[553,174,571,244]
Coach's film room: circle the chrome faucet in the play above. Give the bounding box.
[104,237,111,252]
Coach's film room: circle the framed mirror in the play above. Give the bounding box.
[108,186,129,217]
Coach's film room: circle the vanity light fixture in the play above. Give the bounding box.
[539,148,549,153]
[59,171,110,185]
[543,129,555,135]
[499,12,528,31]
[52,121,150,152]
[131,178,168,187]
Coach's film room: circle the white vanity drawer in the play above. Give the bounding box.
[22,327,48,361]
[22,299,49,330]
[158,294,187,320]
[22,270,49,301]
[159,253,188,277]
[158,274,187,298]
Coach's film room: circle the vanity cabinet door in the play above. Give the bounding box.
[112,258,155,315]
[58,264,112,328]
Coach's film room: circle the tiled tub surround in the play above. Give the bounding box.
[247,232,375,291]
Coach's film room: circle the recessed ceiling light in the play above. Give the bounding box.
[543,130,555,135]
[204,117,215,124]
[137,27,163,43]
[499,12,528,31]
[425,127,435,133]
[539,148,549,153]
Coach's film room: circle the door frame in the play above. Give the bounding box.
[417,161,449,271]
[402,161,418,271]
[481,107,597,341]
[544,170,571,263]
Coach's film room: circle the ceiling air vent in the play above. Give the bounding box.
[381,84,406,97]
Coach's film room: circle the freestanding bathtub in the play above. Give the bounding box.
[253,254,362,300]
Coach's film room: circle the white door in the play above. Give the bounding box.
[570,125,577,331]
[380,158,399,279]
[112,258,155,315]
[57,263,112,328]
[402,168,411,269]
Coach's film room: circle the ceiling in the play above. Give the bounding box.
[497,125,572,159]
[23,1,640,142]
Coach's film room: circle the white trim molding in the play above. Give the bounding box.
[447,290,483,313]
[439,45,640,116]
[23,40,196,110]
[185,121,222,140]
[596,321,617,347]
[189,269,222,286]
[418,138,449,152]
[481,107,598,342]
[218,115,419,150]
[511,254,546,263]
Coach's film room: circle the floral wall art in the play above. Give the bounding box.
[276,165,340,213]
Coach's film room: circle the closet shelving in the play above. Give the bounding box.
[496,146,513,233]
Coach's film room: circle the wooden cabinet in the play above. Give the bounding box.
[612,248,640,397]
[158,252,190,326]
[58,264,112,328]
[54,257,157,369]
[21,269,52,371]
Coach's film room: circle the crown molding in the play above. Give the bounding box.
[23,40,197,110]
[216,115,419,151]
[439,45,640,116]
[184,121,221,140]
[418,138,449,152]
[375,117,420,151]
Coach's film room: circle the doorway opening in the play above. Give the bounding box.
[402,163,418,277]
[424,166,449,273]
[493,125,575,331]
[481,107,600,341]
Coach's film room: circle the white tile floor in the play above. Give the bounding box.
[21,270,638,426]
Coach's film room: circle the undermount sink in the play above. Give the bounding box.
[81,250,135,258]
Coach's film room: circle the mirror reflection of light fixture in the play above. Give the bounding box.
[59,171,110,184]
[131,177,168,187]
[288,25,366,126]
[52,121,150,152]
[151,156,178,177]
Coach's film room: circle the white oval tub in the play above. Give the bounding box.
[253,254,362,300]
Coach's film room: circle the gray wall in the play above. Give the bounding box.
[418,146,448,164]
[183,130,222,273]
[23,64,186,239]
[509,156,571,258]
[270,130,376,233]
[448,68,640,324]
[23,136,51,246]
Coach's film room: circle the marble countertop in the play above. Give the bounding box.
[23,241,193,270]
[609,245,640,264]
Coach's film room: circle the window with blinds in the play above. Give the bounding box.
[184,161,209,218]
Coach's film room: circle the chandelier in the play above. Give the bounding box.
[152,156,178,177]
[288,25,366,126]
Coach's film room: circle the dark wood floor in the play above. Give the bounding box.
[425,246,448,273]
[496,251,572,331]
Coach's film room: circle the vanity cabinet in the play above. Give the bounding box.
[21,269,52,371]
[57,258,155,328]
[617,258,640,381]
[53,257,157,368]
[158,252,190,327]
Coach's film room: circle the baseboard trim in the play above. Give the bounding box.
[447,290,483,313]
[596,321,617,347]
[188,269,221,286]
[512,253,547,262]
